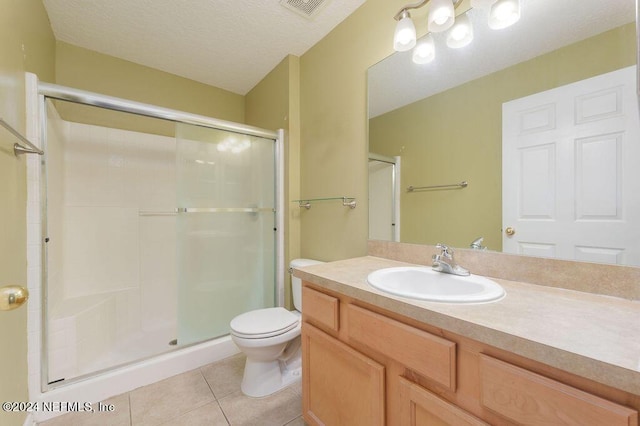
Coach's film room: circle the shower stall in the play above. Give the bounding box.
[27,78,283,407]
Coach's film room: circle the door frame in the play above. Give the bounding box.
[368,153,401,242]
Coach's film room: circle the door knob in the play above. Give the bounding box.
[505,227,516,236]
[0,285,29,311]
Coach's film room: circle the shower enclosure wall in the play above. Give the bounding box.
[32,82,284,395]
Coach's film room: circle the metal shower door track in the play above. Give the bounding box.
[38,82,278,139]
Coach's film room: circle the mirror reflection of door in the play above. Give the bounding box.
[368,154,400,242]
[502,65,640,266]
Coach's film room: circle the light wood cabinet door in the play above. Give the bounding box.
[398,376,489,426]
[302,322,385,426]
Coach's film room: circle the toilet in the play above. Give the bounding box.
[230,258,323,398]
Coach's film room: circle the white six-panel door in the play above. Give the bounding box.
[502,66,640,266]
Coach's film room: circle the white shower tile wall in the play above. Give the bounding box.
[39,110,179,383]
[139,215,177,332]
[47,317,77,382]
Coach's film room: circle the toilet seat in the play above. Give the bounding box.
[230,307,299,339]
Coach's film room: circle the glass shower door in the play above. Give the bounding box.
[176,124,276,345]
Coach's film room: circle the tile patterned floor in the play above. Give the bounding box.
[39,354,305,426]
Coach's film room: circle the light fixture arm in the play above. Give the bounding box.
[394,0,429,20]
[394,0,463,20]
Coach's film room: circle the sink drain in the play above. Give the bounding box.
[169,339,177,346]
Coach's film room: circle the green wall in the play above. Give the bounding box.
[0,0,55,424]
[245,55,302,309]
[299,0,407,261]
[369,24,636,250]
[54,42,245,134]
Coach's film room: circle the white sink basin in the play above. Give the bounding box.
[367,266,505,303]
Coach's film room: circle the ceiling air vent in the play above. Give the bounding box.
[280,0,331,19]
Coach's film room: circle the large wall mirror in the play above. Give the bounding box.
[368,0,640,266]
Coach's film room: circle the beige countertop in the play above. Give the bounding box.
[293,256,640,396]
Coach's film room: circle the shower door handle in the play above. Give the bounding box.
[0,285,29,311]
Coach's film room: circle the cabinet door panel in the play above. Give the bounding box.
[302,322,385,426]
[398,376,489,426]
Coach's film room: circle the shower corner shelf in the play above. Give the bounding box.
[293,197,357,209]
[0,117,43,156]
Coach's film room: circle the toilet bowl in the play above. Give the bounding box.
[230,258,323,397]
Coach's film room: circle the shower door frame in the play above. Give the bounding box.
[37,82,285,391]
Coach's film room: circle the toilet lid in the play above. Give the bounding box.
[230,307,299,339]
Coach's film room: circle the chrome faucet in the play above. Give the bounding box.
[470,237,486,250]
[432,243,470,276]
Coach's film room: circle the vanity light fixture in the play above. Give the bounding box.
[393,0,521,64]
[427,0,455,33]
[413,33,436,63]
[446,13,473,48]
[488,0,521,29]
[394,10,417,51]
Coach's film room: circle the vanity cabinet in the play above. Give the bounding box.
[301,282,639,426]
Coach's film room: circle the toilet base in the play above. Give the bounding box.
[240,348,301,398]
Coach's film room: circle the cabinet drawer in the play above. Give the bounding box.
[479,355,638,426]
[398,376,489,426]
[347,304,456,391]
[302,286,339,332]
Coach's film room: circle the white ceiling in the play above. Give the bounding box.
[42,0,367,95]
[369,0,636,118]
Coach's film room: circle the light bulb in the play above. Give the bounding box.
[488,0,520,29]
[396,27,414,45]
[393,10,417,51]
[451,27,466,41]
[428,0,455,33]
[433,12,449,25]
[412,34,436,64]
[446,13,473,48]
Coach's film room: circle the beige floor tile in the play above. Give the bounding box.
[39,354,303,426]
[218,387,301,426]
[160,401,229,426]
[288,379,302,397]
[201,353,245,399]
[130,369,214,425]
[39,393,130,426]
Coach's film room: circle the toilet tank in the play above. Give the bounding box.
[289,258,324,312]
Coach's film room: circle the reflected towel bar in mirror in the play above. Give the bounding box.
[0,117,44,156]
[408,181,468,192]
